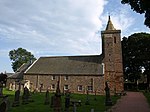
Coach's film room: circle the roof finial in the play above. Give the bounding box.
[105,15,116,31]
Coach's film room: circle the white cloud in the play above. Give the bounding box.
[100,6,135,37]
[0,0,108,57]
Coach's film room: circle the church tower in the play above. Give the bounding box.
[101,16,124,93]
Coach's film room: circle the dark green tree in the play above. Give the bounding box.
[9,48,36,72]
[0,73,7,85]
[121,0,150,28]
[122,33,150,88]
[0,73,7,96]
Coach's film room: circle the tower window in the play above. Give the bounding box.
[114,37,116,43]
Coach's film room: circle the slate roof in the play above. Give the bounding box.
[8,63,31,79]
[25,55,104,75]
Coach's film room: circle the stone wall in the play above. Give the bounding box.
[24,74,105,95]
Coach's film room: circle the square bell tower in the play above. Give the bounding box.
[101,16,124,93]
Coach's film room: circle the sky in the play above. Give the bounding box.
[0,0,150,73]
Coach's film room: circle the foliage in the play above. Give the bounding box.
[0,73,7,85]
[143,91,150,105]
[9,48,36,72]
[2,89,120,112]
[121,0,150,28]
[122,33,150,86]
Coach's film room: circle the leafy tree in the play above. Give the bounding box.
[0,73,7,96]
[9,48,36,72]
[122,33,150,88]
[121,0,150,28]
[0,73,7,85]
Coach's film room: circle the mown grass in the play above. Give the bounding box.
[143,91,150,105]
[2,88,120,112]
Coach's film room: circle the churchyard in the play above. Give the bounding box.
[0,88,120,112]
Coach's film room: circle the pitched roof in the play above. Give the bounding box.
[25,55,104,75]
[8,63,31,79]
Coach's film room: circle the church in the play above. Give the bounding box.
[23,16,124,95]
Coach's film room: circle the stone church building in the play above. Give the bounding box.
[23,16,124,95]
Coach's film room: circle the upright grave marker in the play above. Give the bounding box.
[44,89,50,105]
[12,90,20,107]
[65,91,70,112]
[105,82,112,106]
[53,81,61,112]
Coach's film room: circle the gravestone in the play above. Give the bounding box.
[53,81,61,112]
[94,90,97,101]
[44,89,50,105]
[12,90,20,107]
[91,109,94,112]
[0,95,8,112]
[73,103,76,112]
[105,82,112,106]
[65,92,70,112]
[85,90,90,105]
[22,87,29,104]
[50,95,54,108]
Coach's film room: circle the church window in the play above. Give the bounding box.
[78,85,83,91]
[51,75,56,80]
[64,85,69,90]
[51,84,55,89]
[64,76,69,80]
[87,86,93,91]
[114,37,116,43]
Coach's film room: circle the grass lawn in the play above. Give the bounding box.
[2,88,120,112]
[143,91,150,105]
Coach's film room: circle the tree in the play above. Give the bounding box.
[122,33,150,88]
[0,73,7,85]
[0,73,7,96]
[9,48,36,72]
[121,0,150,28]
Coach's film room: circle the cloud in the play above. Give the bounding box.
[100,5,135,37]
[0,0,108,57]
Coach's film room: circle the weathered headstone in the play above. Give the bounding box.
[53,81,61,112]
[0,95,8,112]
[12,90,20,107]
[44,89,50,105]
[22,87,29,104]
[91,109,94,112]
[65,92,70,112]
[94,90,97,101]
[85,90,90,105]
[50,95,54,108]
[105,82,112,106]
[28,91,34,102]
[73,103,76,112]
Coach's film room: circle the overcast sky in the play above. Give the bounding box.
[0,0,150,72]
